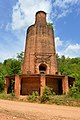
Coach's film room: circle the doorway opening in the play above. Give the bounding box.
[58,79,62,95]
[39,64,47,74]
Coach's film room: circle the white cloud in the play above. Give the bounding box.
[1,0,79,62]
[55,36,80,58]
[1,0,52,61]
[59,43,80,58]
[55,37,63,47]
[0,24,4,29]
[0,43,16,62]
[64,44,80,57]
[0,29,25,62]
[0,40,24,63]
[52,0,80,19]
[53,0,79,9]
[5,23,11,31]
[11,0,51,30]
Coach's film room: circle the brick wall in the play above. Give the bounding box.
[22,11,57,74]
[21,77,40,95]
[46,78,58,94]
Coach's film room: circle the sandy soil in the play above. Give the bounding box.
[0,99,80,120]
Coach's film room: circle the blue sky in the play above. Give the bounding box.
[0,0,80,62]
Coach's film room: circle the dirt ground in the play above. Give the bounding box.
[0,99,80,120]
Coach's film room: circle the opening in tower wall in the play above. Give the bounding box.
[39,64,47,74]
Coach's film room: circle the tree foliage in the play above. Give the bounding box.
[17,51,24,62]
[56,54,80,80]
[40,86,52,103]
[56,54,80,98]
[0,52,80,95]
[0,52,24,92]
[3,58,21,75]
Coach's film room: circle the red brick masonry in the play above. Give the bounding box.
[5,74,75,96]
[4,11,75,96]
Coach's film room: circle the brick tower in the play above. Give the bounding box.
[5,11,75,96]
[22,11,57,74]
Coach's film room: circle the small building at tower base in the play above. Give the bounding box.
[4,74,75,96]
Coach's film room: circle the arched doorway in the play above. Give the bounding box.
[39,64,47,74]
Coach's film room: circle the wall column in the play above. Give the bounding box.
[40,75,46,96]
[62,76,69,94]
[4,77,10,94]
[14,75,21,96]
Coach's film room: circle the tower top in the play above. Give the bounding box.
[36,11,46,15]
[35,11,46,25]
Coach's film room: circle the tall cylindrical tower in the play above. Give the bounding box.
[22,11,57,74]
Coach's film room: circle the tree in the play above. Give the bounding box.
[47,22,54,29]
[3,58,21,75]
[17,51,24,62]
[56,54,80,98]
[0,53,23,92]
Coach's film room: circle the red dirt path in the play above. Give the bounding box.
[0,99,80,120]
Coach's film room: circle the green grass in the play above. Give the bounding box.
[0,92,80,107]
[0,92,17,100]
[48,95,80,106]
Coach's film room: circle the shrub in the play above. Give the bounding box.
[9,79,15,94]
[0,78,4,92]
[11,90,15,96]
[40,86,52,103]
[68,86,80,98]
[28,91,39,102]
[75,80,80,92]
[0,92,16,100]
[52,91,56,95]
[50,95,65,105]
